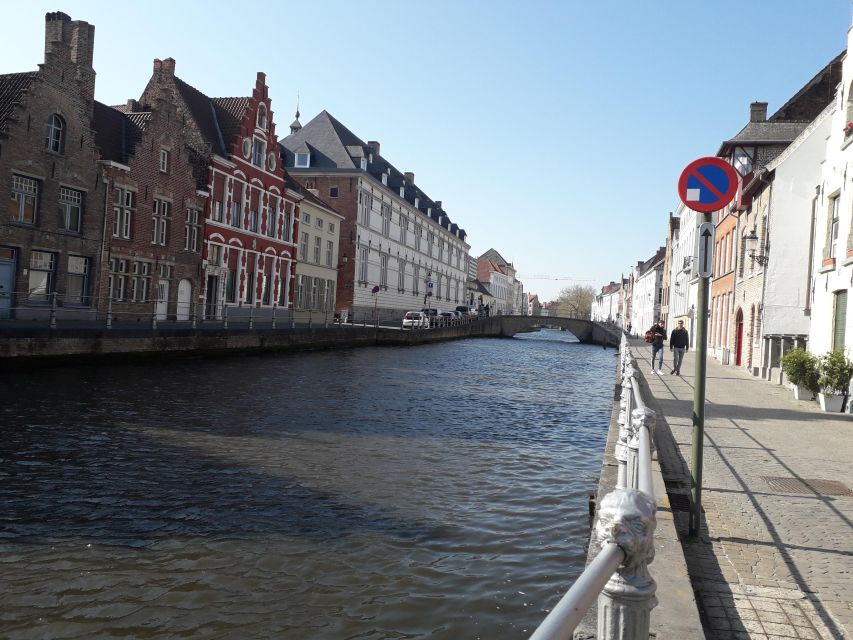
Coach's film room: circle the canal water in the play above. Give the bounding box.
[0,329,615,639]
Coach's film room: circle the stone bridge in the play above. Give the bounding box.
[479,315,622,346]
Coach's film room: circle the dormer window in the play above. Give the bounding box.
[414,197,419,208]
[399,186,405,197]
[295,152,310,168]
[360,157,367,171]
[368,153,373,163]
[257,103,268,129]
[732,146,754,176]
[381,174,387,186]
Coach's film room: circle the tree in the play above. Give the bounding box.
[551,284,597,318]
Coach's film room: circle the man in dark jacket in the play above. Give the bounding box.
[669,320,690,375]
[649,319,666,374]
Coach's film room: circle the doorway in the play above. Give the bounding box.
[156,279,169,321]
[735,308,744,366]
[176,279,192,321]
[0,247,16,320]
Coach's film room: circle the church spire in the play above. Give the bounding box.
[290,94,302,134]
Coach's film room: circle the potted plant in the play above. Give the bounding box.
[817,350,853,412]
[780,348,819,401]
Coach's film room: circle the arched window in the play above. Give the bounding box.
[45,114,65,153]
[257,103,267,129]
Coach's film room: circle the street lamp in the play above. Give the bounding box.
[744,229,767,266]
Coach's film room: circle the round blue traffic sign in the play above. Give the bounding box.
[677,157,739,213]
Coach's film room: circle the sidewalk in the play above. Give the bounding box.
[633,339,853,640]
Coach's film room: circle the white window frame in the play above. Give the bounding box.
[295,152,310,168]
[184,208,200,251]
[11,175,38,224]
[152,199,169,246]
[358,245,368,282]
[59,186,83,232]
[159,149,169,173]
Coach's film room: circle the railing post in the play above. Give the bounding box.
[595,489,658,640]
[151,298,158,330]
[308,309,312,329]
[271,304,277,329]
[223,304,229,329]
[291,307,296,329]
[106,295,113,330]
[248,304,254,330]
[616,371,634,489]
[324,310,329,328]
[191,302,198,329]
[49,291,58,329]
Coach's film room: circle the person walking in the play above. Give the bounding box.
[648,319,667,374]
[669,319,690,375]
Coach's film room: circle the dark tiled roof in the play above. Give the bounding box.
[0,71,37,135]
[722,120,808,146]
[212,97,248,148]
[174,76,227,155]
[770,51,844,123]
[93,100,146,164]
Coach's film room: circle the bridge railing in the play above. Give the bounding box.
[529,334,657,640]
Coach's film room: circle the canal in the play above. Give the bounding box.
[0,329,615,639]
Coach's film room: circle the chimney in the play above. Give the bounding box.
[126,98,140,112]
[404,171,414,185]
[70,20,95,69]
[44,11,71,59]
[749,101,767,123]
[161,57,176,75]
[368,140,381,156]
[434,200,442,210]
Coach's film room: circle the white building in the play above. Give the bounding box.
[668,202,700,347]
[630,248,665,333]
[591,281,623,323]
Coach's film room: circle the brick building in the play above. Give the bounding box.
[0,12,103,321]
[93,96,208,323]
[140,60,299,320]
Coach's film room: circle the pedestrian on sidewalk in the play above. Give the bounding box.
[669,319,689,375]
[648,319,666,374]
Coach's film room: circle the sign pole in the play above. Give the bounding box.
[677,157,738,540]
[690,213,711,538]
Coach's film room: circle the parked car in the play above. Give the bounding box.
[438,311,456,326]
[402,311,428,329]
[456,305,477,317]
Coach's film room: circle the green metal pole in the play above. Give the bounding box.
[690,211,710,539]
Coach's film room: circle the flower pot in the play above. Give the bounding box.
[818,392,844,412]
[793,385,814,401]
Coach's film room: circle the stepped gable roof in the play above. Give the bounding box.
[93,100,147,165]
[0,71,37,136]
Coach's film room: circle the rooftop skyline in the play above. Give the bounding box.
[3,1,850,300]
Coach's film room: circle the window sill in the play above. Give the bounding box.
[842,256,853,267]
[819,261,836,274]
[842,135,853,151]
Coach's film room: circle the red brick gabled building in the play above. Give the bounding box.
[0,12,103,321]
[93,95,208,323]
[140,59,299,319]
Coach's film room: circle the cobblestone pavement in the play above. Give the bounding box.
[633,340,852,640]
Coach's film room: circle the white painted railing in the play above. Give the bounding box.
[529,334,657,640]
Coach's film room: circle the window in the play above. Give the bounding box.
[427,231,434,256]
[284,203,293,242]
[317,278,326,310]
[330,187,339,198]
[212,199,223,223]
[316,217,323,230]
[359,245,368,282]
[436,274,442,299]
[380,254,388,287]
[833,290,847,351]
[326,240,334,266]
[113,188,134,238]
[326,279,335,311]
[299,232,308,261]
[732,146,754,176]
[152,199,169,245]
[257,103,268,128]
[225,267,237,304]
[28,251,55,303]
[266,202,278,238]
[9,175,38,224]
[296,274,305,308]
[252,139,265,167]
[302,211,311,224]
[398,260,406,291]
[185,208,200,251]
[382,204,390,236]
[231,184,243,229]
[830,196,840,259]
[45,114,64,153]
[59,186,83,232]
[415,225,422,251]
[208,244,223,267]
[249,208,260,233]
[313,236,321,263]
[360,191,372,226]
[328,222,335,234]
[438,239,444,263]
[413,265,420,295]
[131,261,151,302]
[311,277,319,308]
[159,149,169,173]
[295,152,310,168]
[381,173,388,186]
[360,157,367,171]
[400,216,408,245]
[109,258,128,301]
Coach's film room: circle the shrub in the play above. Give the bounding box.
[817,350,853,395]
[780,348,819,394]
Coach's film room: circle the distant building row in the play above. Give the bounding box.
[594,19,853,389]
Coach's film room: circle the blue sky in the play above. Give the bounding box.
[4,1,850,301]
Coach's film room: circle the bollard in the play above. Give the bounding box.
[595,489,658,640]
[106,296,113,330]
[49,291,57,330]
[271,304,277,329]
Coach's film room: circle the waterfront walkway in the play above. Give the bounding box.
[632,339,852,640]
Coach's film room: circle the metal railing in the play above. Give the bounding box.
[529,334,658,640]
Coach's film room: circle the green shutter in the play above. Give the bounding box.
[833,290,847,351]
